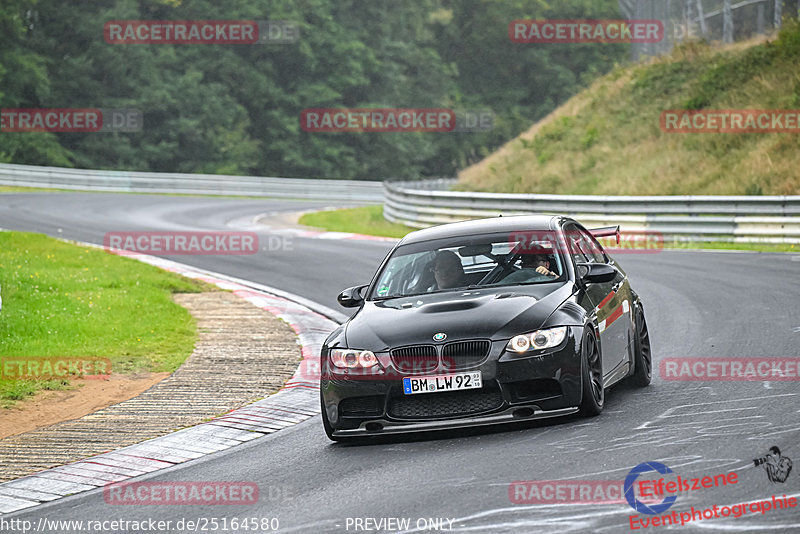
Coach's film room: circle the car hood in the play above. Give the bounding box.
[343,283,574,350]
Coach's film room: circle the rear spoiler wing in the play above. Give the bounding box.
[589,225,620,244]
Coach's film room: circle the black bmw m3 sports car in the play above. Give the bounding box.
[320,215,651,440]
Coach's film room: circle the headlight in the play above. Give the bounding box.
[330,349,379,369]
[507,327,568,353]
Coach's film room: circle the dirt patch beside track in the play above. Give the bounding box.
[0,291,300,482]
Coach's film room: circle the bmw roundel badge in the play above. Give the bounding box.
[433,332,447,342]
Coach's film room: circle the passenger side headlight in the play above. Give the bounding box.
[507,327,568,353]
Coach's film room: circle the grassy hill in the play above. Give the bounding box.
[457,21,800,196]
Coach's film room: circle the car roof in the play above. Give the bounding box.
[398,215,569,245]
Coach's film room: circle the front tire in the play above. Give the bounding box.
[629,308,652,387]
[579,330,604,416]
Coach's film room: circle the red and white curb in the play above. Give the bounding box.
[0,250,339,514]
[267,228,396,242]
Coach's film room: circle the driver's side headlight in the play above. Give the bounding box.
[507,326,568,353]
[330,349,379,369]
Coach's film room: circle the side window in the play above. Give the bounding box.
[564,224,607,264]
[564,224,590,264]
[576,226,608,264]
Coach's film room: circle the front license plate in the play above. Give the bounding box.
[402,372,482,395]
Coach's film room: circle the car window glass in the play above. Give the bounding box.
[565,224,607,264]
[576,226,608,263]
[565,224,590,264]
[370,233,566,299]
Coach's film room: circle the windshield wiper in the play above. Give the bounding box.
[372,292,425,300]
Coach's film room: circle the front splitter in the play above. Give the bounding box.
[332,406,580,437]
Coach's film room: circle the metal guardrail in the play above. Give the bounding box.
[3,163,797,243]
[384,181,800,243]
[0,163,384,202]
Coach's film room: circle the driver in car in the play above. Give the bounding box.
[433,250,467,289]
[502,253,558,284]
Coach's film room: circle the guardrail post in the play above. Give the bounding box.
[723,0,734,43]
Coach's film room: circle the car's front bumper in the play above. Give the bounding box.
[321,326,586,437]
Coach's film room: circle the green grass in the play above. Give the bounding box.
[0,379,72,408]
[0,231,213,405]
[659,239,797,253]
[458,21,800,196]
[298,206,798,252]
[0,185,67,192]
[299,205,415,239]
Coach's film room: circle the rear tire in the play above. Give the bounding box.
[630,308,652,387]
[579,330,604,416]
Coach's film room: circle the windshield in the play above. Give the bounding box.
[370,233,565,300]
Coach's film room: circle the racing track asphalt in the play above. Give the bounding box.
[1,192,798,533]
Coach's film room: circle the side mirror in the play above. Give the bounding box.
[337,284,368,308]
[576,263,617,284]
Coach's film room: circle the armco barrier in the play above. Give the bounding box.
[0,163,383,202]
[383,181,800,243]
[2,163,798,243]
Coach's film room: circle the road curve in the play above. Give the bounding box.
[1,192,799,533]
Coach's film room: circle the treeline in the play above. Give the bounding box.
[0,0,627,180]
